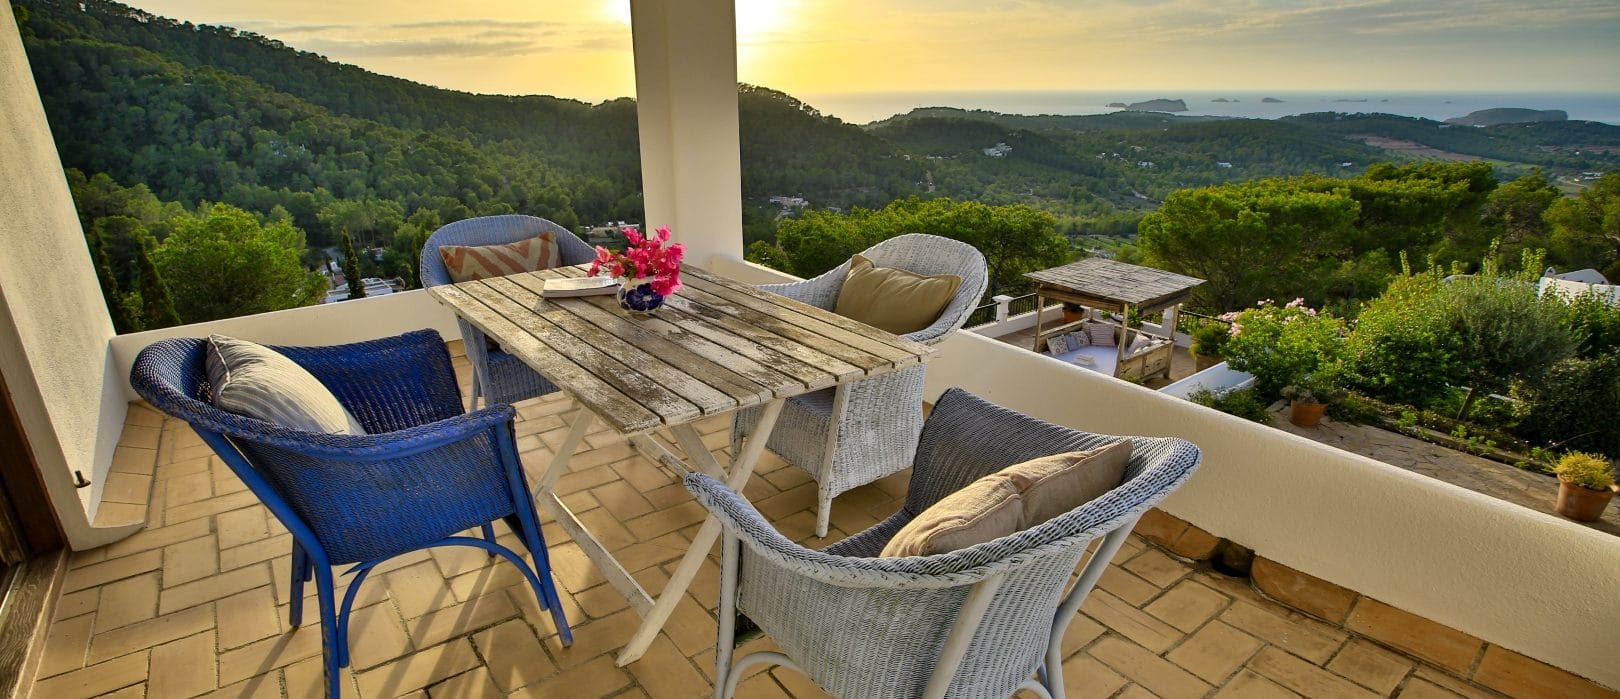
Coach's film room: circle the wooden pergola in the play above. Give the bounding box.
[1025,258,1205,380]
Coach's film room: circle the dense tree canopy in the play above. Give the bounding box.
[759,197,1067,299]
[151,203,326,322]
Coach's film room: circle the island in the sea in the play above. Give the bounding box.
[1212,98,1234,103]
[1444,108,1569,127]
[1107,98,1188,112]
[1261,97,1284,103]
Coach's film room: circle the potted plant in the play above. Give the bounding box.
[1553,452,1616,522]
[1061,302,1086,324]
[1188,320,1229,372]
[1280,383,1346,428]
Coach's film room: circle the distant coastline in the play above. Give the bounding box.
[802,90,1620,126]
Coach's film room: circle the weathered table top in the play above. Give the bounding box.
[428,264,936,435]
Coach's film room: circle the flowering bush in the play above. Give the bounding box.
[590,225,686,296]
[1221,298,1347,397]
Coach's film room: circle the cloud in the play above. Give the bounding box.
[225,17,629,60]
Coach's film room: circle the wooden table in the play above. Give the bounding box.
[428,264,936,665]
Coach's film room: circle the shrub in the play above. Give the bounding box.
[1342,272,1461,409]
[1220,299,1347,397]
[1188,387,1273,423]
[1555,452,1616,490]
[1512,354,1620,459]
[1562,289,1620,360]
[1188,319,1230,359]
[1436,275,1578,419]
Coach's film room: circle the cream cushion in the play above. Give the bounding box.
[1086,322,1117,347]
[206,335,366,435]
[438,233,560,283]
[880,441,1133,557]
[833,255,962,335]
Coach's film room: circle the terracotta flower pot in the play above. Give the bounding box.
[1555,480,1615,522]
[1288,401,1327,427]
[1062,309,1085,324]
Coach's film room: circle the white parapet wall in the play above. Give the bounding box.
[109,289,463,400]
[917,328,1620,689]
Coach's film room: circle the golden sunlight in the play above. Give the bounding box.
[608,0,790,42]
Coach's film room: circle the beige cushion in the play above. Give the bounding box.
[438,233,560,283]
[206,335,366,435]
[880,441,1133,557]
[833,255,962,335]
[1086,322,1117,347]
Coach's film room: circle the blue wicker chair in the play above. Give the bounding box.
[419,215,599,408]
[130,330,571,698]
[731,234,989,537]
[691,388,1201,699]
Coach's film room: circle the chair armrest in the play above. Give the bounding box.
[222,403,518,461]
[684,473,1006,589]
[757,261,851,310]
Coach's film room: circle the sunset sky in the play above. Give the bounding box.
[133,0,1620,107]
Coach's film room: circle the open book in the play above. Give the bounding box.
[541,276,619,298]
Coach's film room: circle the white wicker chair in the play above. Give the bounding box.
[419,215,598,408]
[690,388,1202,699]
[731,234,989,537]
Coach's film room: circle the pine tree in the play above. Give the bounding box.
[135,240,182,328]
[341,230,366,299]
[87,226,137,333]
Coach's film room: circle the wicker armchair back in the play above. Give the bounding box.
[732,234,991,537]
[691,388,1201,699]
[130,330,571,697]
[419,214,597,407]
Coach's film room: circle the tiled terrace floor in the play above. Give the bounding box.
[32,358,1540,699]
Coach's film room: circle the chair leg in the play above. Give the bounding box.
[714,532,740,699]
[815,486,832,539]
[506,513,572,647]
[312,565,343,699]
[481,523,497,558]
[289,541,309,627]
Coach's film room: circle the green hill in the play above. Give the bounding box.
[16,0,1620,254]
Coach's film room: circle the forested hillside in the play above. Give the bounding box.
[14,0,1620,329]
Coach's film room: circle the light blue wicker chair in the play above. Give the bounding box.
[692,388,1201,699]
[130,330,571,698]
[419,215,598,408]
[731,234,989,537]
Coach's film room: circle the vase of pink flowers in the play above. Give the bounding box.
[589,225,685,315]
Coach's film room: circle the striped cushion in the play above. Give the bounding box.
[1086,322,1116,347]
[205,335,366,435]
[438,233,561,282]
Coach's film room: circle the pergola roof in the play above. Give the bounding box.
[1025,257,1205,313]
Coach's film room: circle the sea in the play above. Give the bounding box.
[800,90,1620,127]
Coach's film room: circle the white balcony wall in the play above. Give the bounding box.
[917,327,1620,690]
[0,7,136,548]
[105,290,464,401]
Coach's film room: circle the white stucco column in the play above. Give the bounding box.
[1,7,138,548]
[629,0,744,265]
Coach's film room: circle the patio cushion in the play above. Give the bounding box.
[1086,322,1116,347]
[438,232,561,283]
[1065,331,1088,350]
[880,440,1132,557]
[205,335,366,435]
[833,254,962,335]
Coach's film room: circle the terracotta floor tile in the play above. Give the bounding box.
[147,630,217,698]
[32,390,1586,699]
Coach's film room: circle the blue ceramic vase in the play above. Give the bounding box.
[618,277,665,314]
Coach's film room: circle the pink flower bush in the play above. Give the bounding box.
[589,225,686,296]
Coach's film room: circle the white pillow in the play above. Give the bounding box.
[206,335,367,435]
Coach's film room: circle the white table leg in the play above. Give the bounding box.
[615,398,786,666]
